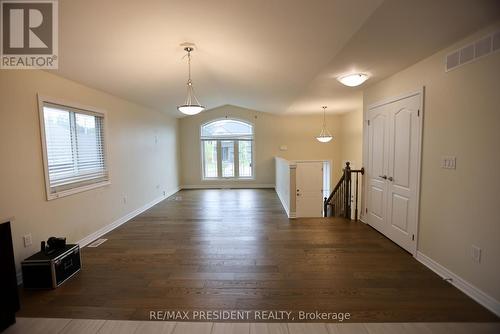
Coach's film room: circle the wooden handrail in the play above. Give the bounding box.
[324,162,364,221]
[326,174,344,203]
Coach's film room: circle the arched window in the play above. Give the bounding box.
[201,119,253,179]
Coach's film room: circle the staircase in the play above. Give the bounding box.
[324,162,364,220]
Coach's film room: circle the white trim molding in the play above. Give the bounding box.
[275,188,296,219]
[181,184,274,189]
[275,188,290,216]
[416,251,500,317]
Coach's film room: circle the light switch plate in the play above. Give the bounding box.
[441,156,456,169]
[23,234,32,247]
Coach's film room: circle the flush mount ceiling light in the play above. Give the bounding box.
[316,106,333,143]
[337,73,369,87]
[177,45,205,115]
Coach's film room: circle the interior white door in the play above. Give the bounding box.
[296,162,323,217]
[385,95,421,253]
[366,92,422,254]
[367,108,389,233]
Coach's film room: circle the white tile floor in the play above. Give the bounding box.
[3,318,500,334]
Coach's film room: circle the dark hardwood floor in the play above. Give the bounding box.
[18,189,498,322]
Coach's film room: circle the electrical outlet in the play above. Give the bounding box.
[441,156,456,169]
[472,245,481,263]
[163,190,166,196]
[156,184,160,190]
[123,196,127,205]
[23,234,32,247]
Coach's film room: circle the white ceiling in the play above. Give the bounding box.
[53,0,500,117]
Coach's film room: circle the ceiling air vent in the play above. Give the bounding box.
[446,51,459,71]
[475,36,492,58]
[445,30,499,72]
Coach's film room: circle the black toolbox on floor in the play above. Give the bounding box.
[21,244,81,289]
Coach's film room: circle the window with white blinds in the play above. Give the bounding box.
[39,99,109,199]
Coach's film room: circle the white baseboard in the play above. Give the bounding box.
[416,251,500,317]
[16,187,181,285]
[77,187,180,247]
[275,189,290,217]
[181,184,274,189]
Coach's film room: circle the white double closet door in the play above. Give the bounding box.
[366,92,423,254]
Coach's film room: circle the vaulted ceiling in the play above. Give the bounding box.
[53,0,500,116]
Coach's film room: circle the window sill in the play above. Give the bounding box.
[47,180,111,201]
[202,177,255,182]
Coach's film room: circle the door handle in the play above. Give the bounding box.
[379,175,387,180]
[388,176,394,181]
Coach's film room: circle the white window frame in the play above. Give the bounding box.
[200,118,255,180]
[37,94,111,200]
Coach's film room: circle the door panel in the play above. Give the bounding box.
[386,94,421,253]
[296,162,323,217]
[370,185,384,219]
[391,194,409,232]
[367,109,388,233]
[393,109,412,188]
[370,114,387,178]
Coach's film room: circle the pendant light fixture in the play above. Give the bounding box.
[177,46,205,115]
[316,106,333,143]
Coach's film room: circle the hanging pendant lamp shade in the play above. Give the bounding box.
[316,106,333,143]
[177,46,205,115]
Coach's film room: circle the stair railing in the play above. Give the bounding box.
[323,162,364,221]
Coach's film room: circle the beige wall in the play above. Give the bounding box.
[339,108,363,170]
[363,23,500,302]
[0,70,180,273]
[179,105,345,187]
